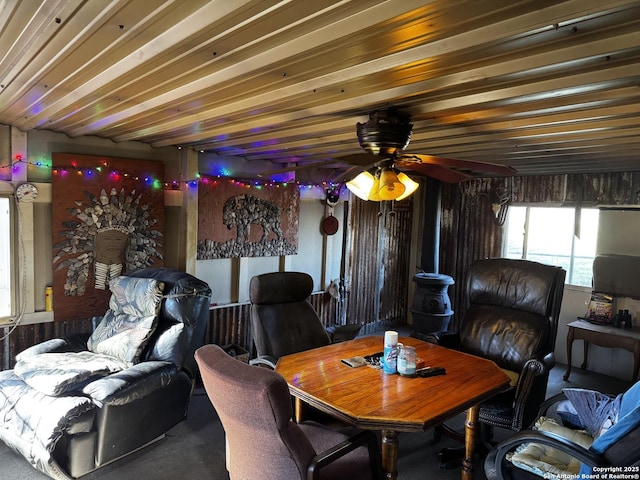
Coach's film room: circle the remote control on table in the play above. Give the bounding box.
[416,366,446,377]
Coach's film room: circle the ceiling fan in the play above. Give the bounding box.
[260,108,516,200]
[338,109,516,201]
[340,108,517,183]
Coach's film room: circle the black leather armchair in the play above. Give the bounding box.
[0,268,211,479]
[249,271,360,369]
[429,258,565,465]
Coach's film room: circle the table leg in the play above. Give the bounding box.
[293,397,306,423]
[381,429,399,480]
[564,326,574,381]
[462,405,479,480]
[581,341,589,370]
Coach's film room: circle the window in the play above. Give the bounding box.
[503,206,599,287]
[0,196,12,317]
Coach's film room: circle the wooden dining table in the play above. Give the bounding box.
[275,335,511,480]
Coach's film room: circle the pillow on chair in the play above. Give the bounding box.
[508,417,593,477]
[88,276,164,364]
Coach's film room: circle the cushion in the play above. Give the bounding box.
[562,388,622,438]
[503,368,520,387]
[14,351,128,396]
[459,306,548,372]
[508,417,593,478]
[88,276,164,364]
[0,369,96,453]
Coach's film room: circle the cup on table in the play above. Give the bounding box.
[397,344,417,376]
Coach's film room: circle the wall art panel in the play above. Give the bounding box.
[52,153,164,322]
[197,177,299,259]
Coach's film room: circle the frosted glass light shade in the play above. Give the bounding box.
[395,172,419,201]
[346,171,375,200]
[377,168,405,200]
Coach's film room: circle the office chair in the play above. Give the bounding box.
[195,344,383,480]
[249,271,360,368]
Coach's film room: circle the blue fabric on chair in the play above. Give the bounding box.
[580,381,640,476]
[485,380,640,480]
[562,388,622,437]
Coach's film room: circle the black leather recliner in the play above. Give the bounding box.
[0,268,211,479]
[428,258,566,466]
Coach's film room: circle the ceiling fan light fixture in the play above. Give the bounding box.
[356,109,413,156]
[346,167,419,202]
[377,167,405,200]
[369,174,381,201]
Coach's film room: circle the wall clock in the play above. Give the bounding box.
[16,183,38,203]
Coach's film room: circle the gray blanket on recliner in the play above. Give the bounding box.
[0,351,127,480]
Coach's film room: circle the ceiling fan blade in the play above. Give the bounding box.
[402,154,517,177]
[335,152,383,167]
[398,161,472,183]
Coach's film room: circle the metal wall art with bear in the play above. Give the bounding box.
[197,177,299,259]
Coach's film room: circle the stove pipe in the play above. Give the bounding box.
[412,178,454,333]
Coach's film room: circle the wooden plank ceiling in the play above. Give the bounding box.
[1,0,639,183]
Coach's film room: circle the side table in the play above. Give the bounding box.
[564,319,640,382]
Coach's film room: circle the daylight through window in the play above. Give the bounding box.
[0,197,12,317]
[503,206,599,287]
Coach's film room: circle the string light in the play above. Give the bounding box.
[0,157,341,192]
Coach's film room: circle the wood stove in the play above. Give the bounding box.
[410,273,454,334]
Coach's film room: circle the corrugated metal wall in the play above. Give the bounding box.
[202,293,341,352]
[344,199,382,325]
[440,178,504,328]
[205,303,251,351]
[379,201,414,322]
[345,198,414,327]
[1,317,93,370]
[440,171,640,330]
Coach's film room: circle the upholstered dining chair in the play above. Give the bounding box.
[249,271,360,368]
[195,344,383,480]
[429,258,566,466]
